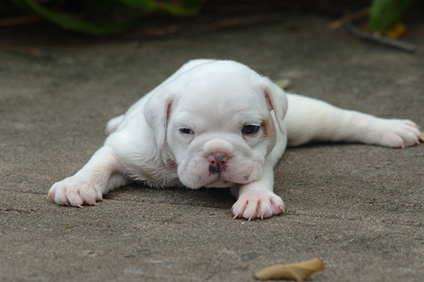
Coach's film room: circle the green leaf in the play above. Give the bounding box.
[118,0,201,17]
[10,0,203,35]
[17,0,142,35]
[274,79,291,89]
[118,0,157,12]
[369,0,415,33]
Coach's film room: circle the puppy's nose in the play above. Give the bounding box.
[208,153,228,174]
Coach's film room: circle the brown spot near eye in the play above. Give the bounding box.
[262,118,272,138]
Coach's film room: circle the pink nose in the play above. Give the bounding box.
[207,153,228,175]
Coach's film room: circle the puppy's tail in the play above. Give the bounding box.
[105,115,124,135]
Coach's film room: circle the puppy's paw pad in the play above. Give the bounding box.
[48,177,102,207]
[231,191,284,220]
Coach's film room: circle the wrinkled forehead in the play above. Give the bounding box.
[171,75,269,125]
[179,71,267,109]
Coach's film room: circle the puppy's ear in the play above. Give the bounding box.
[261,78,288,134]
[144,88,175,148]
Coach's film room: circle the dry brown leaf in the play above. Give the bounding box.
[382,22,407,39]
[421,132,424,142]
[253,258,325,281]
[328,7,371,30]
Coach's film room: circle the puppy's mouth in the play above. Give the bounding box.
[204,179,235,188]
[177,150,263,190]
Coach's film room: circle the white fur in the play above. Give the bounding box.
[48,59,421,219]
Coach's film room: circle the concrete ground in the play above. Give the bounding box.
[1,11,424,282]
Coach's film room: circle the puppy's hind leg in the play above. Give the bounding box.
[48,146,125,207]
[285,94,422,148]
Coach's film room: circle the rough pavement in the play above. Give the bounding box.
[1,12,423,281]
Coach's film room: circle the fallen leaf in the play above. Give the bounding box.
[253,258,325,281]
[382,21,407,39]
[328,7,371,30]
[274,79,291,89]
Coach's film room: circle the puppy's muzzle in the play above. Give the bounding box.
[208,153,229,175]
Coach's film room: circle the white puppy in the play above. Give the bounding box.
[48,59,422,220]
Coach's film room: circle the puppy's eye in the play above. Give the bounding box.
[242,125,260,135]
[179,128,194,135]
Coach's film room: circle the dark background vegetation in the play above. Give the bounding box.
[0,0,422,40]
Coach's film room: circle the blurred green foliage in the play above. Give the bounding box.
[369,0,415,33]
[9,0,203,35]
[4,0,419,35]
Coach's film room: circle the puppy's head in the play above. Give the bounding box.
[144,60,288,189]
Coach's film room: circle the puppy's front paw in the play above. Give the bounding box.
[48,177,102,207]
[231,191,284,220]
[378,119,422,148]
